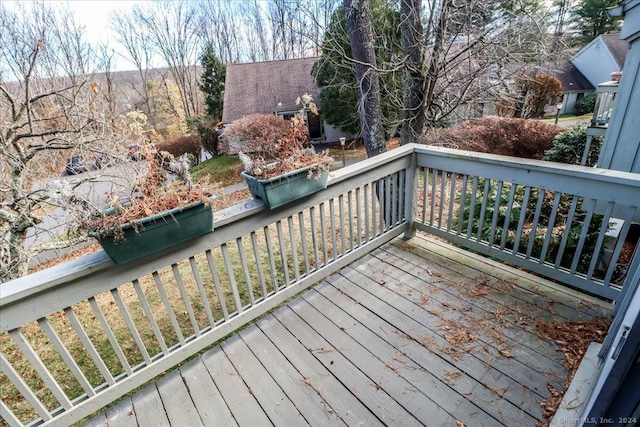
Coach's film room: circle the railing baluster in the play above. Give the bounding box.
[0,353,52,421]
[37,317,94,396]
[132,280,170,355]
[603,208,637,285]
[466,176,479,239]
[319,202,329,264]
[236,237,256,306]
[287,216,300,282]
[298,212,310,275]
[9,329,72,410]
[188,258,216,327]
[363,184,370,242]
[63,308,115,385]
[275,220,290,287]
[0,396,24,427]
[370,182,377,238]
[512,186,532,256]
[456,175,468,236]
[539,192,562,264]
[500,184,517,250]
[400,169,406,223]
[554,195,580,269]
[309,206,320,271]
[110,289,152,364]
[152,272,186,346]
[438,171,447,229]
[338,195,346,256]
[250,231,268,300]
[430,168,437,226]
[420,167,428,224]
[347,190,354,252]
[385,175,391,231]
[221,243,243,313]
[571,198,596,274]
[171,264,201,337]
[525,189,547,260]
[205,250,230,321]
[88,297,132,375]
[587,202,614,280]
[476,179,492,242]
[355,187,362,247]
[488,181,504,246]
[330,199,337,260]
[446,172,457,232]
[391,173,398,227]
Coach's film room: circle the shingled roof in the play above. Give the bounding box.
[600,33,628,68]
[548,62,594,92]
[222,57,320,123]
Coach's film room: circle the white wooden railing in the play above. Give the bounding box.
[1,144,639,427]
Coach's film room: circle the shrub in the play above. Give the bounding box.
[543,123,602,166]
[518,74,563,118]
[421,117,563,159]
[188,115,220,155]
[220,114,293,156]
[155,135,203,165]
[574,93,597,115]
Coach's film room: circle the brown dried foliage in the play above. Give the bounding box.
[422,117,563,159]
[155,134,203,163]
[535,317,612,425]
[80,151,210,241]
[226,112,334,180]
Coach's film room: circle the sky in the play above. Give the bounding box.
[51,1,143,44]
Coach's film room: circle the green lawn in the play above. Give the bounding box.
[190,155,244,188]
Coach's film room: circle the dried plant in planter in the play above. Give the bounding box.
[231,94,335,180]
[80,150,211,242]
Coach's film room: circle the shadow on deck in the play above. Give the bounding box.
[83,234,612,427]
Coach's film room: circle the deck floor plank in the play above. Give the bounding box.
[325,267,546,421]
[200,346,273,426]
[301,285,504,427]
[237,324,346,426]
[84,235,612,427]
[313,279,540,427]
[273,305,424,427]
[179,356,238,427]
[156,369,203,426]
[289,295,463,427]
[220,334,307,426]
[366,249,569,375]
[408,235,612,319]
[104,397,136,427]
[130,384,169,427]
[255,314,384,427]
[342,264,564,397]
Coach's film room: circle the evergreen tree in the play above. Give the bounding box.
[312,2,401,136]
[571,0,621,46]
[199,45,226,120]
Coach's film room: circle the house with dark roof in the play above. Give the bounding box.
[551,33,629,114]
[221,57,355,149]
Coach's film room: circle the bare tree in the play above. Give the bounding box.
[197,1,243,63]
[110,9,157,124]
[131,2,204,121]
[0,2,133,282]
[343,0,386,157]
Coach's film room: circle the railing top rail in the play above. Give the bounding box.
[412,144,640,190]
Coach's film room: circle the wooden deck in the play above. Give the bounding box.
[82,234,612,427]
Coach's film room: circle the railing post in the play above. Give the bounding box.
[403,147,418,240]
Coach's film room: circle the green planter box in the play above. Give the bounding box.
[89,201,213,265]
[241,167,329,209]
